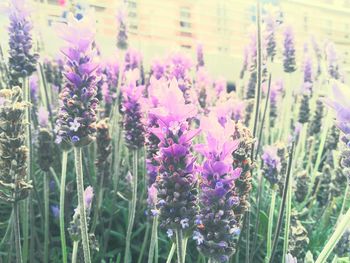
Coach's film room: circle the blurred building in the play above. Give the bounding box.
[280,0,350,74]
[1,0,349,81]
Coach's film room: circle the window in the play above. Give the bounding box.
[179,6,192,37]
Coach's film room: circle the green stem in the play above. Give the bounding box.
[266,188,276,263]
[71,241,79,263]
[166,243,176,263]
[175,229,184,263]
[154,223,159,263]
[0,211,13,250]
[74,148,91,263]
[269,142,295,263]
[22,76,31,263]
[124,149,138,263]
[339,184,349,217]
[44,172,49,263]
[315,208,350,263]
[13,201,23,263]
[60,151,68,263]
[182,237,188,262]
[282,180,292,263]
[137,222,150,263]
[147,216,158,263]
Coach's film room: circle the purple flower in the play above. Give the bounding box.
[283,26,296,73]
[325,83,350,183]
[150,59,166,80]
[124,48,142,72]
[195,114,242,262]
[196,43,205,69]
[149,78,199,232]
[264,13,277,60]
[116,8,128,50]
[193,231,204,245]
[303,56,313,85]
[326,42,342,80]
[262,145,281,185]
[214,78,226,97]
[8,0,38,85]
[121,70,145,149]
[55,13,99,148]
[325,84,350,135]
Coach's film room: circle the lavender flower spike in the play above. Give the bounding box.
[8,0,38,86]
[55,13,99,148]
[262,145,282,186]
[325,83,350,184]
[194,114,241,262]
[121,69,145,150]
[283,26,296,73]
[150,78,199,233]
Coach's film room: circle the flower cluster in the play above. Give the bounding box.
[194,115,242,262]
[264,13,277,61]
[308,97,324,136]
[325,83,350,184]
[121,70,145,149]
[55,14,99,148]
[95,119,112,182]
[283,26,296,73]
[289,211,310,261]
[231,121,254,224]
[68,186,97,252]
[37,128,54,172]
[262,145,282,186]
[196,43,205,70]
[116,8,128,50]
[8,0,38,86]
[150,79,199,233]
[0,87,32,203]
[143,77,166,186]
[166,53,193,103]
[269,80,284,128]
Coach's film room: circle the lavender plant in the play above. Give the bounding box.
[55,13,100,263]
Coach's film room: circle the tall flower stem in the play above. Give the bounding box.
[22,77,31,263]
[44,172,49,263]
[125,149,138,263]
[60,151,68,263]
[282,168,293,263]
[74,148,91,263]
[269,142,295,263]
[147,216,158,263]
[166,243,176,263]
[71,241,79,263]
[13,200,23,263]
[175,228,185,263]
[315,208,350,263]
[265,188,276,263]
[340,184,349,217]
[137,222,150,263]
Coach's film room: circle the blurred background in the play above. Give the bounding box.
[0,0,349,85]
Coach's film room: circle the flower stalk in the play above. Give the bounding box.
[60,151,69,263]
[74,147,91,263]
[124,149,138,263]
